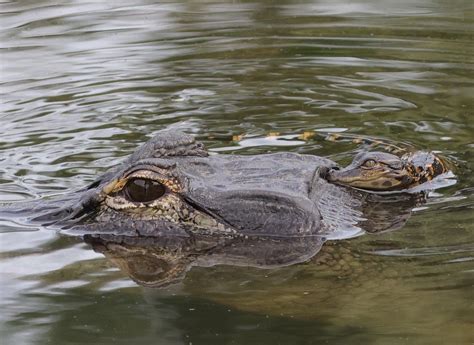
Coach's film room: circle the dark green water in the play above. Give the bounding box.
[0,1,473,344]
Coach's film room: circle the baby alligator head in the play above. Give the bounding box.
[326,151,448,191]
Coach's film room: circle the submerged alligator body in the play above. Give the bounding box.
[0,131,452,287]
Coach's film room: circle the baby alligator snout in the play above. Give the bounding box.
[317,166,338,180]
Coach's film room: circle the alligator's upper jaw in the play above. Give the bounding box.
[324,166,356,185]
[325,166,365,185]
[182,188,321,237]
[325,166,405,191]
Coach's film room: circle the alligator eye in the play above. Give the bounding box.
[124,178,166,203]
[362,159,377,168]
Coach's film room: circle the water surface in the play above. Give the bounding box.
[0,1,473,344]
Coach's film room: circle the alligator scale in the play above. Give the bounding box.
[0,131,452,287]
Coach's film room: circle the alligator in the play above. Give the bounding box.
[0,131,452,287]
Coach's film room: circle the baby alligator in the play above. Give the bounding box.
[326,151,448,191]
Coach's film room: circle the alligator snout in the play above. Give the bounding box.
[318,166,340,182]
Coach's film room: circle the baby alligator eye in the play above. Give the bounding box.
[124,178,166,203]
[362,159,377,168]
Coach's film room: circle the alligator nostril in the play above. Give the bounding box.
[318,166,330,179]
[320,166,341,182]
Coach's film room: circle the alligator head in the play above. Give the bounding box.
[326,151,449,191]
[2,131,339,237]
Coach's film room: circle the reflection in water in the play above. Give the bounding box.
[82,189,423,288]
[85,234,324,288]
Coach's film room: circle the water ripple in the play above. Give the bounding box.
[0,1,472,343]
